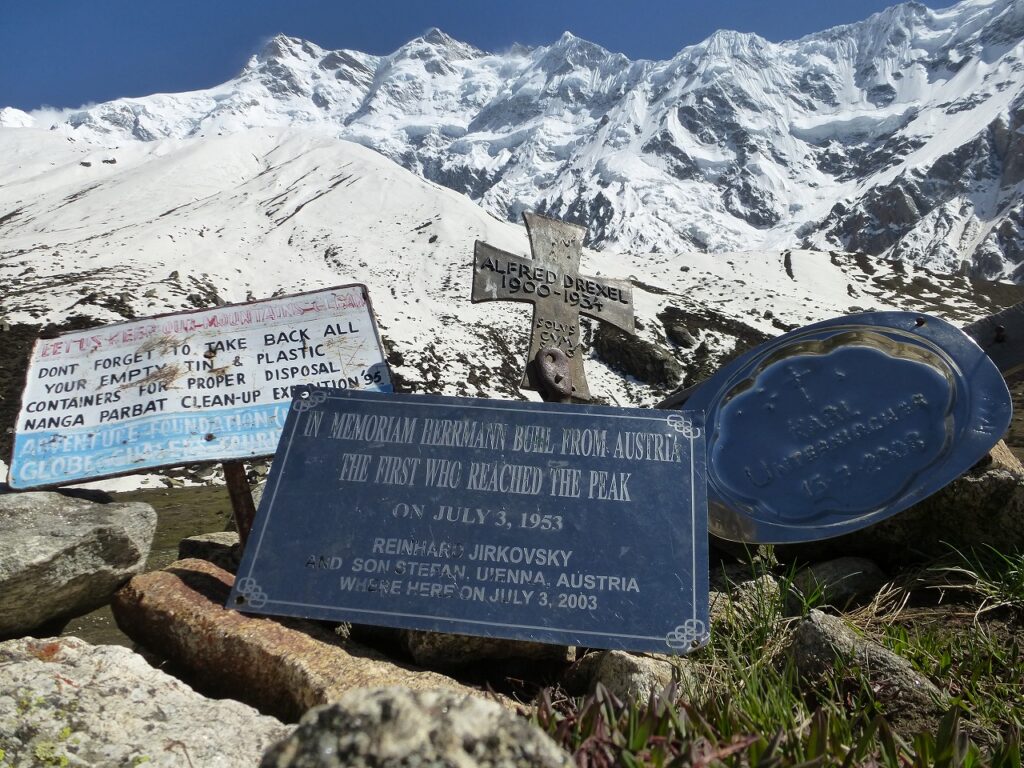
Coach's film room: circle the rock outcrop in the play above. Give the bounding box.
[788,557,888,611]
[178,530,242,573]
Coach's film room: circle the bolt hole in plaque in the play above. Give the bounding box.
[685,312,1011,543]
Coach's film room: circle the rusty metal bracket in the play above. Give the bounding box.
[535,346,573,402]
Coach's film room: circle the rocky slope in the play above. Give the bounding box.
[6,0,1024,278]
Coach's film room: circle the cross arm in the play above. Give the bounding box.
[471,241,540,304]
[579,279,635,334]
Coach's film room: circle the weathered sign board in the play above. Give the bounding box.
[473,212,634,400]
[685,312,1012,543]
[230,387,709,654]
[8,285,392,488]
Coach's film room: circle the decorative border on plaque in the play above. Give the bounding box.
[665,618,708,651]
[235,577,268,608]
[292,389,328,413]
[667,413,702,439]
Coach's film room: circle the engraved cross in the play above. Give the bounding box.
[472,212,635,400]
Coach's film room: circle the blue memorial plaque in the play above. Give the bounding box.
[229,388,709,654]
[686,312,1012,544]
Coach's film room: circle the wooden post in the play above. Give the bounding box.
[223,460,256,547]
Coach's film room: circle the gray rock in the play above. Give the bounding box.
[777,440,1024,566]
[260,687,572,768]
[0,636,291,767]
[401,629,574,671]
[587,650,692,702]
[789,557,887,610]
[788,610,947,735]
[708,571,782,627]
[0,491,156,637]
[178,530,242,573]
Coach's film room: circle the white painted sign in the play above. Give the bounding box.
[8,285,392,488]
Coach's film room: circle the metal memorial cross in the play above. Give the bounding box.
[472,212,635,401]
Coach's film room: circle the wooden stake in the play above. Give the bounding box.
[223,460,256,547]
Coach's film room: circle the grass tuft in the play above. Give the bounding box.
[534,550,1024,766]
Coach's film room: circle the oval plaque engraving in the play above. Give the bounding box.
[686,312,1012,543]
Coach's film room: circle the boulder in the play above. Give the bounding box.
[788,610,947,736]
[178,530,242,573]
[0,491,156,638]
[776,441,1024,566]
[0,636,290,767]
[401,629,574,671]
[260,687,572,768]
[111,558,511,721]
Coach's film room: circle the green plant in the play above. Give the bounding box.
[930,545,1024,616]
[531,548,1024,766]
[535,682,1023,766]
[779,561,828,617]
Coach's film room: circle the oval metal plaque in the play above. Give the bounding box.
[685,312,1012,543]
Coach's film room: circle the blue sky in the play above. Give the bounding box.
[2,0,949,111]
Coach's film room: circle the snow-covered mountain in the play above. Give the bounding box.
[7,0,1024,279]
[1,125,1018,413]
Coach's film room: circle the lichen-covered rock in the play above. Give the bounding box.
[401,629,574,670]
[777,440,1024,566]
[260,687,572,768]
[0,491,156,637]
[111,558,509,721]
[0,636,291,767]
[178,530,242,573]
[788,610,947,735]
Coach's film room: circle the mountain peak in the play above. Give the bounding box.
[553,30,611,53]
[420,27,455,46]
[701,28,770,55]
[396,27,483,61]
[252,34,323,66]
[543,30,621,69]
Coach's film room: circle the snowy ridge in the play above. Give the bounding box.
[9,0,1024,279]
[0,125,1017,413]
